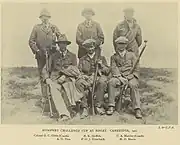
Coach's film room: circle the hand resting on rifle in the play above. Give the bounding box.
[35,49,43,58]
[57,75,66,84]
[126,74,134,80]
[45,78,53,85]
[113,74,122,78]
[118,76,128,85]
[97,59,103,65]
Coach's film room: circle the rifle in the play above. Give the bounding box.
[116,40,148,112]
[42,50,53,117]
[91,44,102,115]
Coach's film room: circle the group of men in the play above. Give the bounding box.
[29,7,143,121]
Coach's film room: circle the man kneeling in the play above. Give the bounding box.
[42,34,83,121]
[76,39,110,119]
[107,36,142,119]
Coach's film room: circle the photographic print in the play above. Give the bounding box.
[1,2,178,125]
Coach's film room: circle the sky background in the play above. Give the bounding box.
[1,2,178,68]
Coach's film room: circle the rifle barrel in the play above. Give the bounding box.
[129,40,147,74]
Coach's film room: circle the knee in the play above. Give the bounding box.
[108,77,119,87]
[129,79,139,89]
[98,77,107,87]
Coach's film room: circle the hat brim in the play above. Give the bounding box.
[83,43,95,48]
[123,9,134,13]
[56,41,71,45]
[116,42,128,44]
[82,11,95,16]
[39,15,51,18]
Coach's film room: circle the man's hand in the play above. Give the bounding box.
[87,74,94,85]
[57,75,66,84]
[78,74,89,80]
[46,78,53,85]
[126,74,134,80]
[118,76,128,85]
[97,59,103,65]
[113,74,122,78]
[35,49,42,58]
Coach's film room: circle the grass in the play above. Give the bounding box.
[1,67,178,124]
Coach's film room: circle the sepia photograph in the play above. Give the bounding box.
[1,2,178,125]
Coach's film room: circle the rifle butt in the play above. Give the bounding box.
[47,85,53,117]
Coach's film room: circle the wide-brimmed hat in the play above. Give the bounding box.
[81,8,95,16]
[82,39,96,48]
[39,8,51,18]
[115,36,129,44]
[56,34,71,45]
[123,7,134,13]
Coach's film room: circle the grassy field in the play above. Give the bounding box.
[1,67,178,124]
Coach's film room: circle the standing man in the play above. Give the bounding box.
[76,39,110,119]
[29,8,62,106]
[76,8,104,59]
[113,8,142,56]
[107,36,142,119]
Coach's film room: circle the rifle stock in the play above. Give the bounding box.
[91,63,98,115]
[91,44,102,115]
[45,51,53,117]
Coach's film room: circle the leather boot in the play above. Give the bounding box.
[95,107,106,115]
[80,108,88,119]
[135,109,142,119]
[59,115,70,121]
[106,106,114,115]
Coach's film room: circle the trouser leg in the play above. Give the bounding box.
[95,76,107,107]
[36,56,47,101]
[128,78,141,110]
[108,77,121,107]
[75,78,89,109]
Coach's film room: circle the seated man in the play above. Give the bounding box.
[107,36,142,119]
[42,34,83,120]
[76,39,110,119]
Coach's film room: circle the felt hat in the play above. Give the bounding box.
[39,8,51,18]
[115,36,129,44]
[56,34,71,45]
[81,8,95,16]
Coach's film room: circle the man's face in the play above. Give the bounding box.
[124,11,134,21]
[116,43,127,52]
[84,13,93,20]
[87,46,95,55]
[58,43,67,52]
[40,15,50,24]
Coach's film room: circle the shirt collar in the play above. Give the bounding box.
[124,17,136,28]
[118,50,127,57]
[42,22,50,28]
[88,52,95,59]
[59,49,68,57]
[85,19,92,23]
[84,20,93,27]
